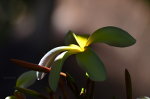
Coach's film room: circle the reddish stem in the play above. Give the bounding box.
[10,59,66,77]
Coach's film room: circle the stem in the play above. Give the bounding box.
[66,73,80,99]
[10,59,66,77]
[59,77,68,99]
[85,78,95,99]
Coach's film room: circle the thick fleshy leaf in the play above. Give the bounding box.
[16,71,36,88]
[37,44,81,80]
[86,26,136,47]
[15,87,47,99]
[76,48,106,81]
[49,51,71,91]
[65,31,78,45]
[137,97,150,99]
[5,96,17,99]
[65,31,89,48]
[72,33,89,49]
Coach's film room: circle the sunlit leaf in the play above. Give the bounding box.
[64,31,78,45]
[76,48,106,81]
[49,51,72,91]
[86,26,136,47]
[72,33,89,49]
[65,31,89,48]
[16,71,36,88]
[125,69,132,99]
[5,96,17,99]
[37,44,81,80]
[15,87,47,99]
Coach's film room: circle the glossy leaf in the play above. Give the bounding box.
[16,71,36,88]
[125,69,132,99]
[72,33,89,49]
[15,87,47,99]
[64,31,78,45]
[86,26,136,47]
[49,51,72,91]
[137,97,150,99]
[5,96,17,99]
[37,44,81,80]
[76,48,106,81]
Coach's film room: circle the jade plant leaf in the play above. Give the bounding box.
[86,26,136,47]
[49,51,71,91]
[5,96,17,99]
[76,48,106,81]
[16,71,36,88]
[15,87,47,99]
[65,31,78,45]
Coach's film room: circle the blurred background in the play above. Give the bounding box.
[1,0,150,98]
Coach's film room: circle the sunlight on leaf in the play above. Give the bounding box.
[76,48,106,81]
[5,96,17,99]
[15,87,47,99]
[72,33,89,49]
[65,31,89,48]
[86,26,136,47]
[65,31,78,45]
[16,71,36,88]
[37,44,82,80]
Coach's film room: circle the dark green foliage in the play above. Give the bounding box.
[125,69,132,99]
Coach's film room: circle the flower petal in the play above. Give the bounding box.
[37,45,81,80]
[16,71,36,88]
[48,51,72,91]
[86,26,136,47]
[76,48,106,81]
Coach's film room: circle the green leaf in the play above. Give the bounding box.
[5,96,17,99]
[76,48,106,81]
[15,87,47,99]
[86,26,136,47]
[37,45,81,80]
[16,71,36,88]
[64,31,78,45]
[65,31,89,48]
[14,90,26,99]
[137,97,150,99]
[125,69,132,99]
[48,51,72,91]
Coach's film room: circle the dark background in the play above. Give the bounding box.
[1,0,150,99]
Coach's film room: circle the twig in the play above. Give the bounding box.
[59,77,68,99]
[10,59,66,77]
[85,78,95,99]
